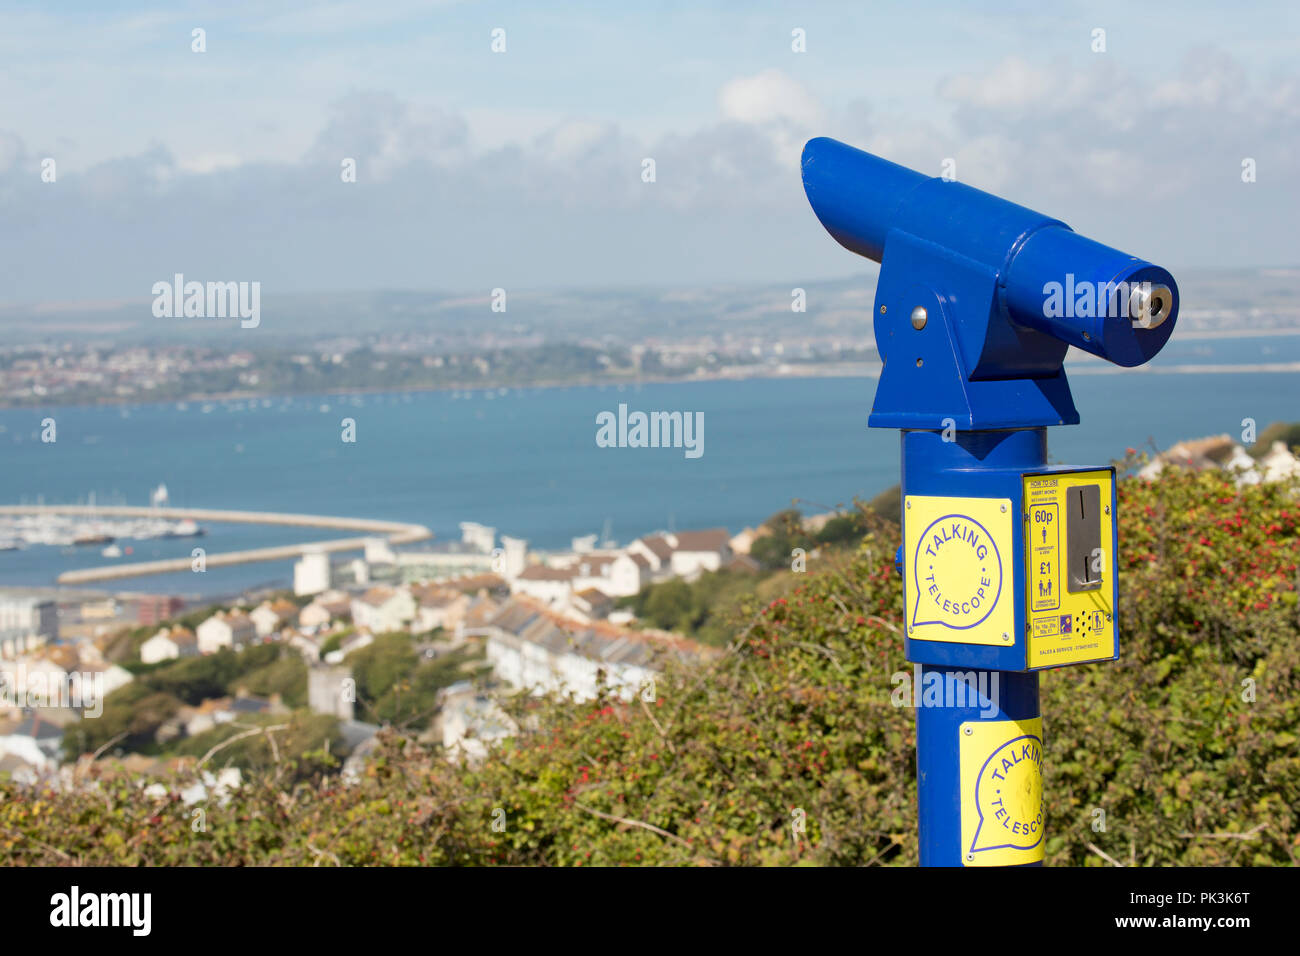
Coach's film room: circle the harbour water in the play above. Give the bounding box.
[0,338,1296,597]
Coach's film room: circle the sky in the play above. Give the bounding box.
[0,0,1297,304]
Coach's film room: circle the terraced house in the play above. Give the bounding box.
[482,597,709,702]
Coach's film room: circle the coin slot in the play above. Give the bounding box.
[1066,485,1102,592]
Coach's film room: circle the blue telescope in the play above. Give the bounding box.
[801,136,1178,429]
[801,137,1180,867]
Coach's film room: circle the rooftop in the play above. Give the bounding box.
[486,597,711,668]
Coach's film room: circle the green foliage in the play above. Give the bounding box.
[1249,421,1300,459]
[349,635,484,728]
[1041,456,1300,865]
[233,654,308,709]
[348,635,419,702]
[170,712,344,782]
[623,571,762,646]
[748,509,814,570]
[864,484,901,524]
[9,467,1300,866]
[748,505,875,571]
[140,643,286,706]
[61,644,307,760]
[319,629,348,656]
[60,683,183,759]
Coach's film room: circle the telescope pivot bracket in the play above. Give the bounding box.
[869,229,1080,433]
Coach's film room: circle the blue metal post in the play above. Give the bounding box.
[904,428,1045,865]
[916,666,1039,865]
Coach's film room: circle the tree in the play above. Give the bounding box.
[62,684,181,759]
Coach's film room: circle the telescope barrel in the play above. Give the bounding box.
[800,139,929,262]
[800,137,1178,368]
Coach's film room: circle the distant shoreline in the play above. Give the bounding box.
[0,363,882,413]
[3,357,1300,414]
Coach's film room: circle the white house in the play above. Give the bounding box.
[294,550,331,597]
[196,611,256,655]
[541,551,647,599]
[666,528,732,577]
[140,626,199,665]
[729,527,762,555]
[567,588,614,623]
[0,632,45,661]
[0,714,63,771]
[1221,444,1261,484]
[76,659,134,700]
[0,655,68,712]
[1259,440,1300,483]
[298,590,352,632]
[439,681,515,763]
[625,529,731,581]
[298,602,332,632]
[1,647,132,716]
[510,564,576,606]
[289,632,323,663]
[627,535,674,574]
[249,599,297,638]
[1139,435,1300,487]
[482,598,703,702]
[308,664,355,721]
[604,553,649,596]
[350,587,416,634]
[568,554,617,592]
[499,536,528,579]
[0,595,58,641]
[412,586,471,633]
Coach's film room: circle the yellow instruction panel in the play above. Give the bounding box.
[1022,470,1117,668]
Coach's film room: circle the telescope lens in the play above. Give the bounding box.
[1128,283,1173,330]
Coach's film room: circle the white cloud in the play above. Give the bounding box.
[719,69,823,127]
[303,92,470,179]
[0,47,1296,303]
[533,119,614,160]
[177,153,246,175]
[1151,48,1248,108]
[938,56,1057,110]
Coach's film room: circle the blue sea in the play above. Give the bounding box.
[1,335,1297,597]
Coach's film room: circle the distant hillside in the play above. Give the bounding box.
[2,268,1295,349]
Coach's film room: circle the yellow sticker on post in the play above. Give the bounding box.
[904,495,1014,647]
[960,717,1045,867]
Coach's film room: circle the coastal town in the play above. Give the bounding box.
[0,512,762,785]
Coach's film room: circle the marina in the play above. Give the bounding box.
[0,513,205,552]
[0,488,204,554]
[0,504,431,585]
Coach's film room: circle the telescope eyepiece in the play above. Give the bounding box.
[1128,283,1174,330]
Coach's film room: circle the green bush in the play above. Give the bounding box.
[170,712,344,783]
[350,636,483,728]
[60,644,308,760]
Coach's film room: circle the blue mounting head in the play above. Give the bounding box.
[801,137,1179,430]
